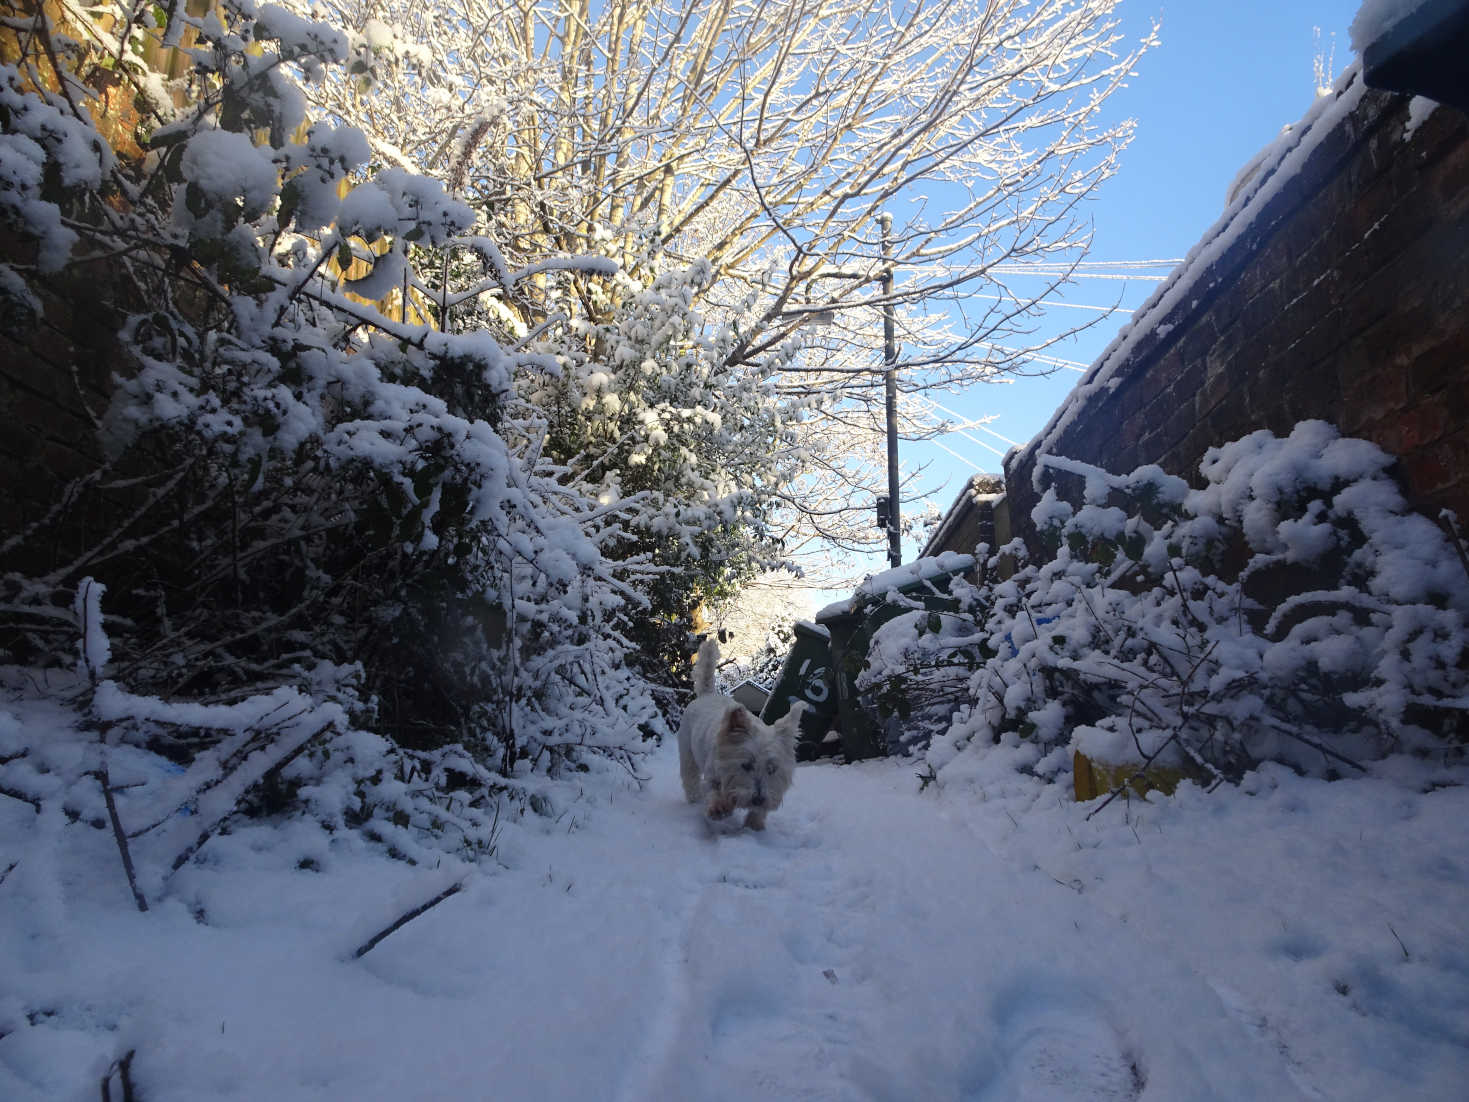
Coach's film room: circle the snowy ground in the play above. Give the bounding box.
[3,721,1468,1101]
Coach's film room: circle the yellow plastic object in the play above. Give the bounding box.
[1072,750,1190,803]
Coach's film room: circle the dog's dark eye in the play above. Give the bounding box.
[742,762,754,772]
[766,761,778,775]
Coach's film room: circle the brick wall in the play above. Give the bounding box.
[1003,77,1469,545]
[919,475,1003,565]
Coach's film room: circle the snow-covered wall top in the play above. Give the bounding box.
[1012,65,1367,475]
[1000,60,1469,550]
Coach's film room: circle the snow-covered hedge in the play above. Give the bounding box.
[905,423,1469,790]
[1,577,516,921]
[1,0,785,816]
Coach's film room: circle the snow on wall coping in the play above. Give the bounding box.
[919,476,1005,559]
[1010,63,1370,481]
[1351,0,1432,53]
[793,619,831,638]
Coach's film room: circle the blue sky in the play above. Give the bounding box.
[902,0,1363,526]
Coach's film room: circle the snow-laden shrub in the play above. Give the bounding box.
[824,553,980,757]
[924,422,1469,788]
[0,582,509,920]
[0,0,688,798]
[0,64,113,270]
[858,608,991,756]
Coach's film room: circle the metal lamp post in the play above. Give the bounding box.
[879,213,901,568]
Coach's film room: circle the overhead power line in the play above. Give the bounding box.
[922,397,1025,448]
[989,268,1171,282]
[911,397,1016,461]
[979,342,1091,373]
[967,293,1133,315]
[998,258,1183,268]
[930,436,995,467]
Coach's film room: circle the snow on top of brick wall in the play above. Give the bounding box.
[1011,64,1369,486]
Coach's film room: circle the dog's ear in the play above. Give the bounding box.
[776,701,807,744]
[721,707,755,742]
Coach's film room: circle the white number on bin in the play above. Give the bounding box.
[797,658,829,703]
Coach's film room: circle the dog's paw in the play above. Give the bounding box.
[744,809,767,831]
[706,794,736,819]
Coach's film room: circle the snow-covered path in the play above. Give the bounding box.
[581,753,1303,1102]
[5,737,1468,1100]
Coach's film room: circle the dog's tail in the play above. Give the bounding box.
[692,636,720,697]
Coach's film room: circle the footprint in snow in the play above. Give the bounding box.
[963,980,1143,1102]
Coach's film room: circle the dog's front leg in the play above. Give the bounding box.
[706,787,736,820]
[743,808,767,831]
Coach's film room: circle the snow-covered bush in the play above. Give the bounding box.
[0,580,509,924]
[821,553,979,756]
[858,608,990,756]
[923,423,1469,789]
[0,0,676,804]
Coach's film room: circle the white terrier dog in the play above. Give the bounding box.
[679,637,804,831]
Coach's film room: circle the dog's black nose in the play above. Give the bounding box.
[751,794,766,807]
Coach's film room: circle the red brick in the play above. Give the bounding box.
[1159,398,1196,452]
[1398,401,1451,452]
[1176,314,1216,367]
[6,378,93,440]
[1197,365,1235,420]
[1341,365,1409,427]
[1400,440,1458,495]
[1428,141,1469,217]
[1354,415,1406,457]
[1125,351,1170,411]
[1117,412,1145,453]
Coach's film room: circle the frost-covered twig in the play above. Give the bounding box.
[0,783,41,812]
[350,880,464,960]
[99,1047,137,1102]
[1263,588,1387,638]
[1387,923,1410,960]
[0,468,105,558]
[74,577,109,685]
[1255,717,1367,774]
[96,764,149,913]
[160,716,337,879]
[41,468,194,588]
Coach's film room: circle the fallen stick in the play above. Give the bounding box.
[351,881,465,960]
[100,1047,136,1101]
[98,767,148,913]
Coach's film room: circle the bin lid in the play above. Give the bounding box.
[793,619,831,640]
[731,680,770,714]
[815,552,975,624]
